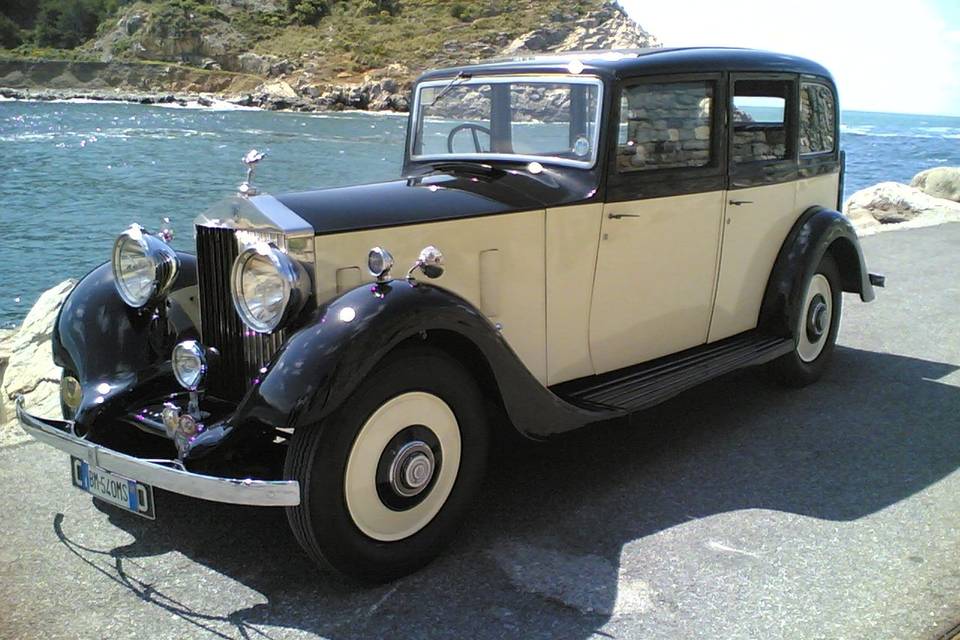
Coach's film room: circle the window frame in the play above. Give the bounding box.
[605,72,727,201]
[798,77,838,158]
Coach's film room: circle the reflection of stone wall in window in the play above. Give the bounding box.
[425,86,491,121]
[800,83,835,154]
[617,82,713,171]
[731,129,786,163]
[510,85,574,123]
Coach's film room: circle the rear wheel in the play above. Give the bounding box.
[769,253,843,387]
[284,348,489,581]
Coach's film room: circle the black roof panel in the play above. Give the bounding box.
[417,47,834,83]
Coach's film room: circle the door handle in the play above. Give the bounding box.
[728,200,753,206]
[608,213,641,219]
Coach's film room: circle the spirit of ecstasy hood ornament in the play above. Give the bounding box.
[238,149,267,197]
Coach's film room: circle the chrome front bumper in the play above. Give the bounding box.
[16,396,300,507]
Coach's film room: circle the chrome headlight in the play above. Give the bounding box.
[111,224,179,308]
[231,242,310,333]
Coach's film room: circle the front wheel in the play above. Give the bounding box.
[284,348,489,581]
[769,253,843,387]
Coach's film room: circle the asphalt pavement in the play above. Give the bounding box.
[2,223,959,640]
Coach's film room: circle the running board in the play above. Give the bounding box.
[555,334,794,413]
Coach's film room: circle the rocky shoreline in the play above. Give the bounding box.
[0,73,409,112]
[1,86,245,108]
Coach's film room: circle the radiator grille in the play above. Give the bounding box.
[195,225,286,400]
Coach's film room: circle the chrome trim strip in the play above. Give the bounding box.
[16,397,300,507]
[410,74,605,169]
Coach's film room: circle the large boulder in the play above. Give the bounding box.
[844,181,960,232]
[0,280,75,445]
[910,167,960,203]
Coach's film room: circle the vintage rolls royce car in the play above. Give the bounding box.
[18,47,884,581]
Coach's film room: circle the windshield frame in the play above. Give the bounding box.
[409,74,606,170]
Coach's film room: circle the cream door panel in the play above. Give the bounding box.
[708,182,797,342]
[589,192,724,374]
[313,210,548,384]
[545,203,604,385]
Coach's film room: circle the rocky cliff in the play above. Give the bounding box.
[1,0,659,112]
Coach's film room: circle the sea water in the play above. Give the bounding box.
[1,100,958,326]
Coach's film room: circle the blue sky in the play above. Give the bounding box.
[619,0,960,117]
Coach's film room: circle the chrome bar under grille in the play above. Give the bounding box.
[195,225,285,400]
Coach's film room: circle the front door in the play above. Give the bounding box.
[589,76,726,374]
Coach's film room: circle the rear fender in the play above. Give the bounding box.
[758,206,874,338]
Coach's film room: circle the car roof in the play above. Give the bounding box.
[417,47,834,84]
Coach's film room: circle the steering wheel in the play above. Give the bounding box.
[446,123,492,153]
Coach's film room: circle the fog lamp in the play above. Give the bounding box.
[61,375,82,414]
[172,340,207,391]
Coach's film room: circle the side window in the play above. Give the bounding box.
[617,81,714,172]
[732,79,792,163]
[799,82,836,154]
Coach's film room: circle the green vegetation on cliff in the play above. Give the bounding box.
[0,0,656,110]
[1,0,627,78]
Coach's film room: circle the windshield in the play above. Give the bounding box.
[411,76,603,168]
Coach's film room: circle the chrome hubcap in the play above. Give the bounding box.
[797,274,833,363]
[389,441,436,498]
[806,295,828,340]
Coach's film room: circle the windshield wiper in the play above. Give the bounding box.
[430,71,472,106]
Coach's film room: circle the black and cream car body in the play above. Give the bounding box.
[19,47,883,580]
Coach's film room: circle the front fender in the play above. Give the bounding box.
[52,253,198,431]
[233,280,616,438]
[758,206,875,338]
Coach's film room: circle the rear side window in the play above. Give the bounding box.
[799,82,836,154]
[732,79,792,163]
[617,81,714,172]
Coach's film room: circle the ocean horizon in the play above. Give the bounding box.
[1,100,958,327]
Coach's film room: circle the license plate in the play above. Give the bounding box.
[71,456,155,519]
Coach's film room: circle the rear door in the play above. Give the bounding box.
[589,74,726,374]
[708,74,800,342]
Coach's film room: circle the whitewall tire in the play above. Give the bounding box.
[344,391,462,542]
[769,253,843,387]
[284,347,489,581]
